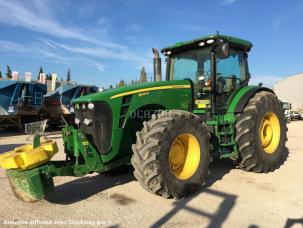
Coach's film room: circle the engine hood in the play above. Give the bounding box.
[73,80,191,104]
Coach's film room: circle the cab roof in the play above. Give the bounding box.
[161,34,253,54]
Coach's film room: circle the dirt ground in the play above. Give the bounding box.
[0,122,302,228]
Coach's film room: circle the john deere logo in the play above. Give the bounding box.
[138,92,150,97]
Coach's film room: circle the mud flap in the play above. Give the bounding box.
[6,168,54,203]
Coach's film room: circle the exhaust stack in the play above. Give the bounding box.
[152,48,162,82]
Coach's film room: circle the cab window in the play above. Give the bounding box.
[216,51,247,93]
[173,59,197,81]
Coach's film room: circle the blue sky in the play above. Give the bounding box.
[0,0,302,88]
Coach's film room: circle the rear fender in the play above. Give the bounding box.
[228,86,274,113]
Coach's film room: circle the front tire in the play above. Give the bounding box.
[131,110,211,199]
[235,91,287,172]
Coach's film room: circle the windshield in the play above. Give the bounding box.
[170,48,211,82]
[170,48,247,83]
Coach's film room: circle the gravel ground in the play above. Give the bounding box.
[0,122,302,228]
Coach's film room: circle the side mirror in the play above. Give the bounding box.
[216,42,229,59]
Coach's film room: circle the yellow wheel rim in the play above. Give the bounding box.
[259,112,281,154]
[168,133,200,180]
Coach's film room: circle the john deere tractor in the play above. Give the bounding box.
[0,34,286,202]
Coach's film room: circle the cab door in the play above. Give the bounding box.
[215,51,249,113]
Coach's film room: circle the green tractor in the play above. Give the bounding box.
[0,34,287,202]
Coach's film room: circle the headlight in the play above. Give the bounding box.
[88,103,94,110]
[82,103,86,109]
[206,39,214,44]
[83,118,92,126]
[75,118,80,125]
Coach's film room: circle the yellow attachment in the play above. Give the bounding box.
[168,133,201,180]
[196,100,211,109]
[259,112,281,154]
[0,140,58,170]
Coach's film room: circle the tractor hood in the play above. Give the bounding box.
[73,80,191,104]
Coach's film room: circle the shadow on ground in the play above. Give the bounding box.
[0,131,25,137]
[45,166,135,205]
[0,144,24,154]
[207,158,235,187]
[284,217,303,228]
[150,158,236,228]
[151,188,237,228]
[150,147,290,228]
[45,147,289,226]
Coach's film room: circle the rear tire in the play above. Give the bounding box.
[235,91,287,172]
[131,110,211,199]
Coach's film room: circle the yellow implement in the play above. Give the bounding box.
[0,140,58,170]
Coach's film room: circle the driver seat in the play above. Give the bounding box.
[224,75,237,92]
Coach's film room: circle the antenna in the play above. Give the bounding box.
[216,30,223,44]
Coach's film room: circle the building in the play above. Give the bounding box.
[274,73,303,111]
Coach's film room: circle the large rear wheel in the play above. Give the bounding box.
[131,110,211,199]
[235,91,287,172]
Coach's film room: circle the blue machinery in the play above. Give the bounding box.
[42,84,98,125]
[0,80,47,129]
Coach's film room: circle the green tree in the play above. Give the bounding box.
[46,73,52,80]
[109,85,113,89]
[67,68,71,81]
[6,65,12,79]
[0,70,2,79]
[118,79,125,87]
[139,67,147,83]
[38,66,43,80]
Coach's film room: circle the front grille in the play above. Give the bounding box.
[75,102,112,154]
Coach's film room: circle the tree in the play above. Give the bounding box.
[6,65,12,79]
[109,85,113,89]
[0,70,2,79]
[118,79,125,87]
[38,66,43,80]
[139,67,147,83]
[67,68,71,81]
[46,73,52,80]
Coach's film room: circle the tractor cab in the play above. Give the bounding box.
[161,35,252,113]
